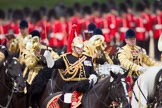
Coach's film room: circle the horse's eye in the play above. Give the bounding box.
[14,61,17,64]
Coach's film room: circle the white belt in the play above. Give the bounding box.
[154,24,162,29]
[102,28,109,33]
[135,27,145,32]
[120,27,128,32]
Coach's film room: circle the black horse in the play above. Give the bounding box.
[0,45,26,108]
[29,68,65,107]
[41,71,130,108]
[152,68,162,108]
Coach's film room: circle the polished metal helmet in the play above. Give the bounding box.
[72,36,84,48]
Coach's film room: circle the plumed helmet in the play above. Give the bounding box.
[125,29,136,39]
[72,36,83,48]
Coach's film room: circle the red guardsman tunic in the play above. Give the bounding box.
[134,16,146,41]
[49,20,67,48]
[153,15,162,39]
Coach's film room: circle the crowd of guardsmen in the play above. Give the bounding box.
[0,0,162,107]
[0,0,162,60]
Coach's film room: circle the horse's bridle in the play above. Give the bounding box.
[153,80,162,107]
[132,79,155,107]
[90,77,129,108]
[0,58,23,108]
[108,79,129,108]
[3,58,23,93]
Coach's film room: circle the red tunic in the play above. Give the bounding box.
[134,16,146,41]
[49,20,67,47]
[153,15,162,39]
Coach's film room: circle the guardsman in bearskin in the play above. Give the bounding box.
[118,2,130,46]
[8,20,31,62]
[141,0,153,55]
[100,3,110,43]
[22,30,59,108]
[44,36,98,108]
[125,0,135,29]
[91,1,103,28]
[106,0,120,46]
[48,10,68,54]
[8,9,24,34]
[82,5,93,30]
[117,29,159,100]
[134,2,147,53]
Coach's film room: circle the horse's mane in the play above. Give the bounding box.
[140,66,162,97]
[93,76,111,90]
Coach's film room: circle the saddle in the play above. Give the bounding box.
[46,91,83,108]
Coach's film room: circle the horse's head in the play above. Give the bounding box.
[155,80,162,108]
[155,72,162,108]
[3,56,26,93]
[108,71,130,108]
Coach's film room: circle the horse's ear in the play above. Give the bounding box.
[121,67,129,78]
[110,70,118,80]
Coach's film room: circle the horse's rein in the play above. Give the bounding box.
[0,87,14,108]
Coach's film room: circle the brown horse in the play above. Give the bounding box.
[0,47,26,108]
[41,71,130,108]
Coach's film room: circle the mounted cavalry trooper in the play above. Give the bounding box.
[7,20,32,64]
[22,30,59,108]
[117,29,159,100]
[44,36,98,108]
[84,28,113,77]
